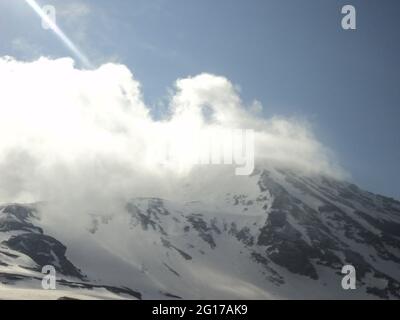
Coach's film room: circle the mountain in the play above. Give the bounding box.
[0,168,399,299]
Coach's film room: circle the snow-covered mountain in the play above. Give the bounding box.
[1,168,399,299]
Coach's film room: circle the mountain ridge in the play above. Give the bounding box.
[0,168,399,299]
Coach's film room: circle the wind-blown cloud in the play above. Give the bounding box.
[0,56,345,211]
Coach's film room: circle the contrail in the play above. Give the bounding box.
[25,0,92,68]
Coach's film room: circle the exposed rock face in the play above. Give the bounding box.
[0,204,42,234]
[1,168,400,299]
[0,204,142,299]
[5,233,83,279]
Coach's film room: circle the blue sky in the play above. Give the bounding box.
[0,0,399,198]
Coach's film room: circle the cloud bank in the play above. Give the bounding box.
[0,56,345,211]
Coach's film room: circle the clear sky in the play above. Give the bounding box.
[0,0,399,198]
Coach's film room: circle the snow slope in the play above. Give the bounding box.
[1,168,399,299]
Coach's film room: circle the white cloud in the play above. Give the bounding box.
[0,56,345,211]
